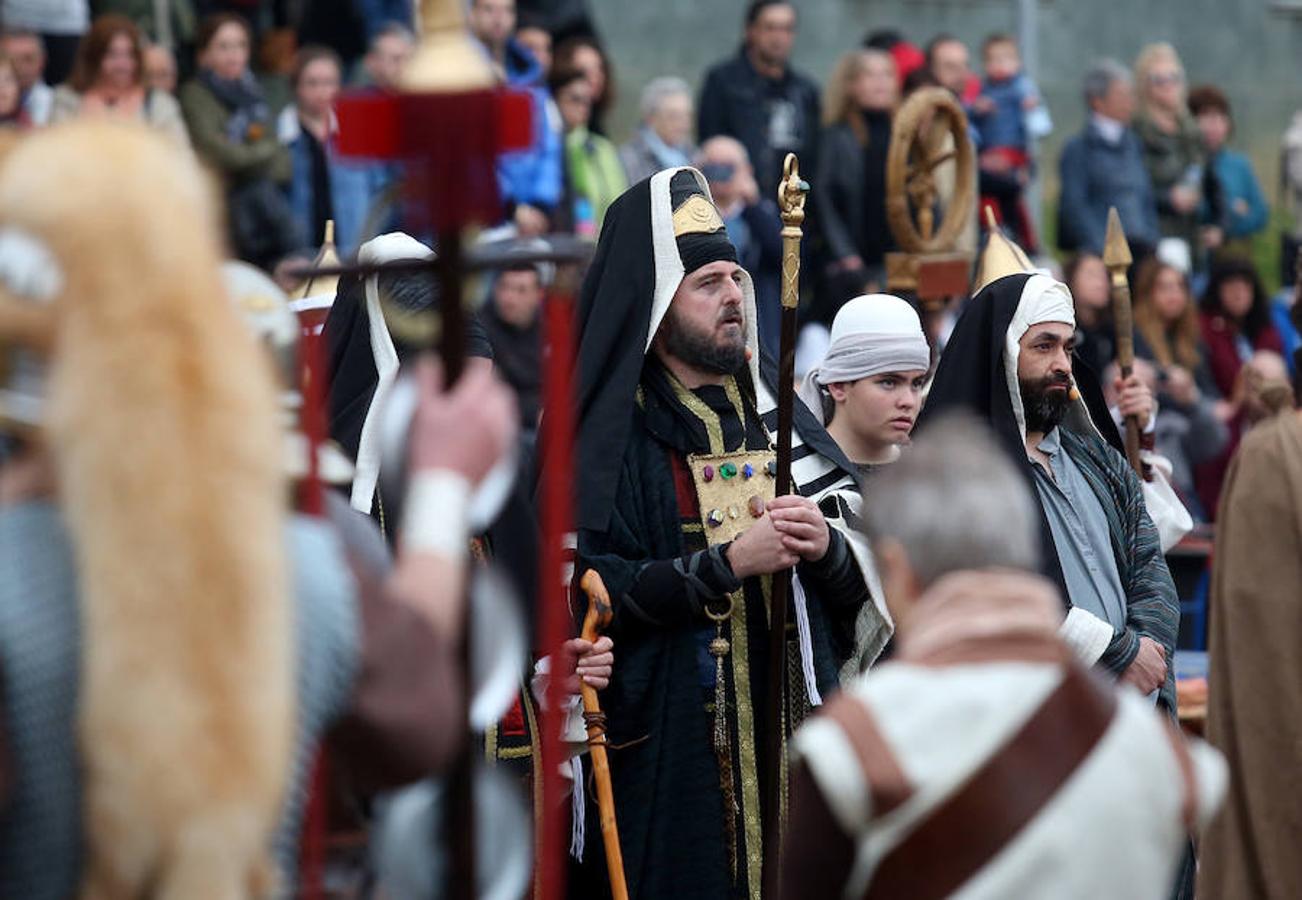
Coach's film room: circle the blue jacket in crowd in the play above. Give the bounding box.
[497,38,562,217]
[1058,120,1161,255]
[280,108,390,257]
[1206,148,1269,240]
[972,74,1036,151]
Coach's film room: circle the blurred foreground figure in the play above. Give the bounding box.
[1200,407,1302,899]
[0,122,516,898]
[781,413,1225,900]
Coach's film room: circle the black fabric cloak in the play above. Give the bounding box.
[568,169,875,900]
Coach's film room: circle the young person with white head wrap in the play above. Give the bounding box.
[798,294,931,472]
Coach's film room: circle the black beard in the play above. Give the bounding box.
[661,309,747,376]
[1020,373,1072,433]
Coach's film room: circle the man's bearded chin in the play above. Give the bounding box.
[660,306,747,376]
[1020,372,1072,433]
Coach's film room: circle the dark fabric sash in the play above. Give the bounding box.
[864,664,1117,900]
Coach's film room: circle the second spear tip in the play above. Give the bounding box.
[1103,207,1133,270]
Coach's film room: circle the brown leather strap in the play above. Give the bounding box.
[823,693,914,817]
[1162,719,1199,831]
[864,665,1117,900]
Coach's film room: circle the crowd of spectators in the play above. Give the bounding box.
[0,0,1296,518]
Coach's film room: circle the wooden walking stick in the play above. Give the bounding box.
[761,152,809,900]
[577,569,629,900]
[1102,208,1146,479]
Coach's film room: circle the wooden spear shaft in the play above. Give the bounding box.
[761,153,808,900]
[577,570,628,900]
[1102,208,1145,479]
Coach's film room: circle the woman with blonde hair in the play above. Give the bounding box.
[1134,258,1211,379]
[814,48,898,320]
[1132,42,1220,266]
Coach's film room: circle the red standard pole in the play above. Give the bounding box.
[537,286,577,900]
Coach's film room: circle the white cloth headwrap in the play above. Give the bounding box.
[350,232,436,513]
[797,294,930,424]
[1002,274,1075,443]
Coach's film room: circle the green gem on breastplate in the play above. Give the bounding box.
[720,462,738,480]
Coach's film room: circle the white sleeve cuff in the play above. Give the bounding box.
[1059,607,1115,667]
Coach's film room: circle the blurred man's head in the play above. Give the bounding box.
[1083,59,1135,122]
[865,412,1041,622]
[515,24,551,75]
[696,136,756,211]
[640,76,694,149]
[1244,350,1295,423]
[469,0,516,56]
[492,263,544,328]
[364,23,414,90]
[744,1,797,72]
[143,43,177,93]
[1,30,44,92]
[926,34,969,95]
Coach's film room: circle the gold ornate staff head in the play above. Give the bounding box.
[777,153,808,228]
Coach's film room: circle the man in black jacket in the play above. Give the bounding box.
[697,0,820,200]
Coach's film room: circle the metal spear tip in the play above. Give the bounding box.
[1103,207,1133,270]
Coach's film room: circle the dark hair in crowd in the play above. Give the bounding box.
[1187,84,1232,121]
[195,12,251,55]
[548,65,587,97]
[552,35,613,125]
[1202,256,1273,341]
[902,66,940,96]
[68,14,144,93]
[745,0,795,27]
[863,29,904,51]
[291,44,341,90]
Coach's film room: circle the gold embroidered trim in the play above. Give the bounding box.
[495,745,535,760]
[666,372,747,455]
[485,722,499,762]
[730,583,764,900]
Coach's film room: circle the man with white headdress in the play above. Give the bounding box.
[798,294,931,476]
[919,229,1182,717]
[570,168,887,899]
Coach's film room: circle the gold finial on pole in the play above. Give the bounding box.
[1102,207,1145,478]
[777,153,809,311]
[402,0,497,91]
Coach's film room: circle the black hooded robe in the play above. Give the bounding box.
[568,170,876,900]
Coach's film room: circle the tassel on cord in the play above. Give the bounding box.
[570,756,586,859]
[792,574,823,707]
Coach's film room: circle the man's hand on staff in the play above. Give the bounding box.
[726,495,830,578]
[562,636,615,692]
[1121,636,1167,695]
[1113,372,1155,432]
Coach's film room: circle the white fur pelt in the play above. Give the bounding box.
[0,122,293,899]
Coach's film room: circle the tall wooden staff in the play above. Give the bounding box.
[761,152,809,900]
[1102,208,1146,478]
[576,570,628,900]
